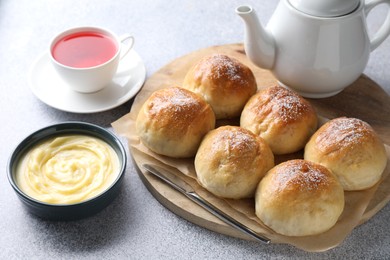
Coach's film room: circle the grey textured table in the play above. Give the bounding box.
[1,0,389,259]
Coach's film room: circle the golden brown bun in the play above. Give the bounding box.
[240,86,318,155]
[304,117,387,191]
[195,126,274,199]
[183,54,257,119]
[136,87,215,158]
[255,159,344,236]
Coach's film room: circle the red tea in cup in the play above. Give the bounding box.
[49,26,134,93]
[52,31,118,68]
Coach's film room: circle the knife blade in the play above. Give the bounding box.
[142,163,271,244]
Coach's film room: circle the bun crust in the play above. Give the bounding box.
[255,159,344,236]
[136,87,215,158]
[183,54,257,119]
[240,86,318,154]
[304,117,387,190]
[195,126,274,199]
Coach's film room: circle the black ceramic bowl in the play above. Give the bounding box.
[7,122,127,221]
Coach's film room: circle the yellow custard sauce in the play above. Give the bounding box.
[15,135,121,204]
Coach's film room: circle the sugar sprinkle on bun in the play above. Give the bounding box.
[304,117,387,191]
[195,126,274,199]
[255,159,344,236]
[183,54,257,119]
[136,86,215,158]
[240,86,318,155]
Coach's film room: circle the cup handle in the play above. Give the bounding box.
[365,0,390,51]
[118,34,134,60]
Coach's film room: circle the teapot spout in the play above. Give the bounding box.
[236,6,275,69]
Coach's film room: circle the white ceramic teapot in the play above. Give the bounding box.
[236,0,390,98]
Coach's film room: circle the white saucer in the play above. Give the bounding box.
[29,49,146,113]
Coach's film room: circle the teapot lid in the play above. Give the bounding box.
[288,0,360,17]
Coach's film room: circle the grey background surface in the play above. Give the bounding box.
[1,0,389,259]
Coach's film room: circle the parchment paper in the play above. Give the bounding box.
[112,44,390,252]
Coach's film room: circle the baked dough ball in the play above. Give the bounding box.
[183,54,257,119]
[255,159,344,236]
[136,86,215,158]
[304,117,387,191]
[240,86,318,155]
[195,126,274,199]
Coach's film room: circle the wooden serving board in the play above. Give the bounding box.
[121,43,390,250]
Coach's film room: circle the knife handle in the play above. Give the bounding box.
[185,191,271,244]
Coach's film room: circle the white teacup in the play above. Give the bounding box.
[49,26,134,93]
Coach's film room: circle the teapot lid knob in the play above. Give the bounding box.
[288,0,360,17]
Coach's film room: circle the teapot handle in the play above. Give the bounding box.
[365,0,390,51]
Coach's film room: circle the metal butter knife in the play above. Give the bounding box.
[142,163,271,244]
